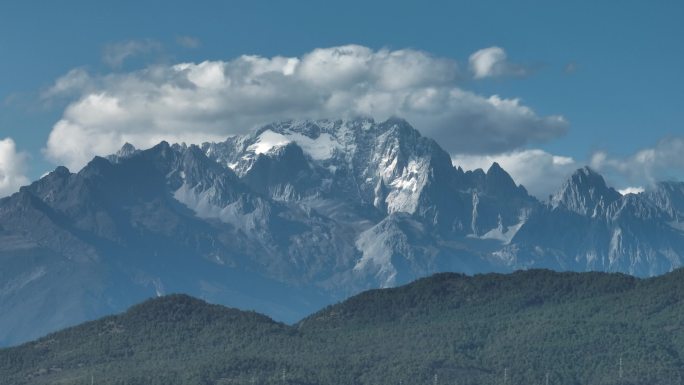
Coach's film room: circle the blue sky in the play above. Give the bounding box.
[1,0,683,197]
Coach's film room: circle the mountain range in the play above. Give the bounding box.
[1,269,683,385]
[1,117,684,346]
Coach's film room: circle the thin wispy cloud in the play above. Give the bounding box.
[564,62,578,74]
[102,39,163,68]
[176,36,201,49]
[41,68,92,99]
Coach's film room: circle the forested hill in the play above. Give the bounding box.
[2,269,684,385]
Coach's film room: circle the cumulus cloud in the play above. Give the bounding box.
[590,136,684,187]
[469,46,527,79]
[450,136,684,199]
[452,149,577,199]
[45,44,568,170]
[102,39,163,68]
[0,138,30,198]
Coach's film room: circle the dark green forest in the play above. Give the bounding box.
[1,269,683,385]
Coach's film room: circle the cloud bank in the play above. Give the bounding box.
[0,138,29,198]
[452,149,577,199]
[45,44,568,170]
[591,136,684,187]
[453,135,684,199]
[102,39,163,68]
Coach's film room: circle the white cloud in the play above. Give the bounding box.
[0,138,30,198]
[590,136,684,187]
[452,149,578,199]
[45,44,568,170]
[469,46,527,79]
[102,39,162,68]
[449,136,684,199]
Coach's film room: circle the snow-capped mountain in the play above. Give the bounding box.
[1,117,683,346]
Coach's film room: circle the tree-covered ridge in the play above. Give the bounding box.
[1,269,683,385]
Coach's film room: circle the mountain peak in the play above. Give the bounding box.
[107,142,140,163]
[154,140,171,150]
[52,165,71,176]
[551,166,621,216]
[382,116,411,127]
[127,294,212,319]
[486,162,511,181]
[487,161,503,172]
[485,162,519,196]
[576,165,600,177]
[143,140,176,162]
[118,142,137,156]
[569,166,610,189]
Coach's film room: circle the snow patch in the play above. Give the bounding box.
[248,129,342,161]
[619,186,645,195]
[385,158,430,214]
[479,217,526,244]
[284,132,341,160]
[248,130,291,155]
